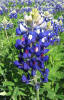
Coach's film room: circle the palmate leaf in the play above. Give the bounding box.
[11,87,27,100]
[43,82,51,89]
[40,83,57,99]
[40,82,63,100]
[47,89,56,99]
[48,67,64,81]
[47,90,64,100]
[47,62,63,81]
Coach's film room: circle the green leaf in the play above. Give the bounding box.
[56,95,64,99]
[0,67,4,75]
[0,91,7,96]
[3,81,15,86]
[12,87,19,100]
[47,89,56,99]
[18,91,27,96]
[55,83,59,93]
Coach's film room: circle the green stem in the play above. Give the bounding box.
[5,28,8,39]
[19,95,21,100]
[36,88,39,100]
[33,75,40,100]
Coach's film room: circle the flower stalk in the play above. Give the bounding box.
[36,88,39,100]
[33,74,40,100]
[4,26,8,39]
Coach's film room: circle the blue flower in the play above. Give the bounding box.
[43,77,48,83]
[15,37,27,50]
[16,23,27,35]
[14,60,23,69]
[16,27,21,35]
[22,75,27,83]
[9,10,17,19]
[31,70,36,76]
[45,68,49,74]
[23,49,31,59]
[55,4,62,12]
[24,62,30,71]
[0,7,3,15]
[34,43,41,57]
[30,58,38,70]
[42,55,49,62]
[15,39,22,50]
[40,68,49,83]
[41,49,49,54]
[14,60,20,66]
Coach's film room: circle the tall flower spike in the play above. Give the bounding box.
[14,8,61,100]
